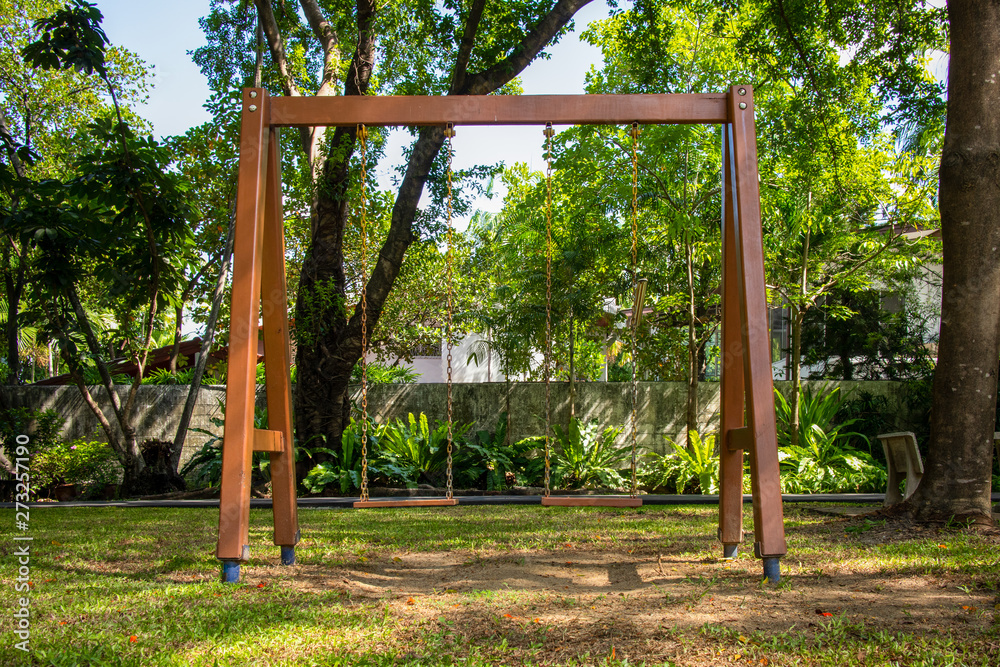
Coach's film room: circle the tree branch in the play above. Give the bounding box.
[300,0,341,96]
[449,0,488,94]
[461,0,593,95]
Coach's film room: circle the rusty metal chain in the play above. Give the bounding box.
[543,122,554,498]
[358,123,370,503]
[629,121,640,498]
[444,123,455,501]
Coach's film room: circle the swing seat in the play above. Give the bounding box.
[541,496,642,507]
[353,498,459,508]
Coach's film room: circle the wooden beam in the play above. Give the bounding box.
[252,428,284,452]
[728,85,786,559]
[726,427,754,453]
[354,499,459,508]
[217,88,270,563]
[268,93,729,127]
[259,128,300,548]
[718,125,746,547]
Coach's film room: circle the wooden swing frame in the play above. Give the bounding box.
[216,86,787,582]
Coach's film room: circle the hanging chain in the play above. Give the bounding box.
[444,123,456,501]
[543,122,554,498]
[358,123,370,503]
[629,121,640,498]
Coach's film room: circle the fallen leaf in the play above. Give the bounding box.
[129,636,137,643]
[406,597,416,605]
[257,583,266,589]
[503,613,513,618]
[58,621,67,626]
[392,556,402,563]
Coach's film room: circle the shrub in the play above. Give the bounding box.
[640,431,720,494]
[1,407,63,459]
[774,385,886,493]
[375,412,473,487]
[302,418,368,494]
[32,439,118,488]
[352,361,420,384]
[549,418,631,491]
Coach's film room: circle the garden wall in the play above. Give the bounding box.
[1,380,913,466]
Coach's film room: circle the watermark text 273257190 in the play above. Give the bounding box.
[13,433,32,652]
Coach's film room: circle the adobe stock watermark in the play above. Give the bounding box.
[11,433,32,653]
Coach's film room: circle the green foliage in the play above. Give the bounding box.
[143,364,227,386]
[775,385,886,493]
[20,0,109,76]
[351,361,420,384]
[549,418,630,491]
[453,414,543,491]
[0,407,63,457]
[32,438,117,487]
[802,286,938,382]
[643,431,720,495]
[375,412,473,487]
[302,419,367,495]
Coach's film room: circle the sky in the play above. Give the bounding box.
[95,0,615,218]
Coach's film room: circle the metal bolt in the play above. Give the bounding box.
[250,91,258,98]
[738,87,747,96]
[249,104,258,112]
[739,102,747,110]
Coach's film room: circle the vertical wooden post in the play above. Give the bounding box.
[260,127,300,562]
[217,88,270,580]
[727,86,786,579]
[718,124,745,556]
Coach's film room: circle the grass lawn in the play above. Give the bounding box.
[1,504,998,666]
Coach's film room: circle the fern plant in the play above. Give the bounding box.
[639,431,720,494]
[774,385,886,492]
[375,412,473,487]
[301,418,370,494]
[549,418,630,491]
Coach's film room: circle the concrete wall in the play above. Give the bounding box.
[1,380,911,465]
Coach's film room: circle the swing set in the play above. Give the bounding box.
[215,87,787,583]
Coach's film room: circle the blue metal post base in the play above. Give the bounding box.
[722,543,738,559]
[221,560,241,583]
[280,546,295,565]
[762,557,781,584]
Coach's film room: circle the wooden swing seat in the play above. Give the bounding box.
[353,498,459,508]
[541,496,642,507]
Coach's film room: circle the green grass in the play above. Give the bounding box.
[1,504,998,666]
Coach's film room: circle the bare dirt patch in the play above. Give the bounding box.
[249,512,1000,665]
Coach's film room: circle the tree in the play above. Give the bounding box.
[194,0,595,455]
[724,0,945,447]
[8,0,197,492]
[0,0,148,385]
[906,0,1000,522]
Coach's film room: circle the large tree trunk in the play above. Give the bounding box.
[906,0,1000,523]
